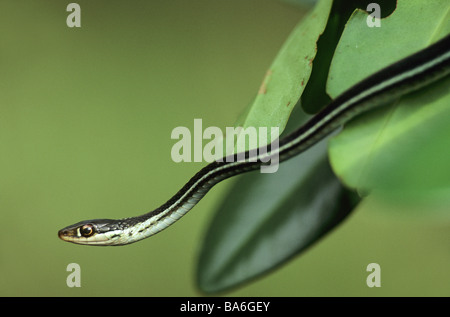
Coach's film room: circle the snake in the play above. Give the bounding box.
[58,34,450,246]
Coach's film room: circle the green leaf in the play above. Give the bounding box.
[196,132,358,293]
[327,0,450,201]
[300,0,397,114]
[195,0,354,293]
[233,0,333,143]
[327,0,450,96]
[212,0,333,158]
[195,0,362,294]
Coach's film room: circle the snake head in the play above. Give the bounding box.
[58,219,125,246]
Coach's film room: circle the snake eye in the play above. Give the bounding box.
[79,224,95,237]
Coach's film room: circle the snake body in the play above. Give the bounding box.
[58,34,450,246]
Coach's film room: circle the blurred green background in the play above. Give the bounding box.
[0,0,449,296]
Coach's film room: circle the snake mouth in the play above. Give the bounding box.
[58,228,92,245]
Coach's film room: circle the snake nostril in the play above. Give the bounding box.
[58,229,68,239]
